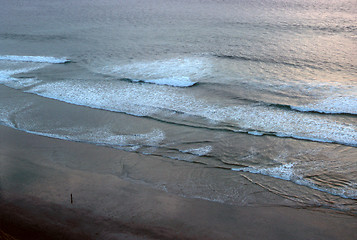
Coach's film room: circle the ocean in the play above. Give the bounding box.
[0,0,356,211]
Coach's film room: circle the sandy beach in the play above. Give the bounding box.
[0,125,356,240]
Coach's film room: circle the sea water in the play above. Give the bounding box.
[0,0,356,211]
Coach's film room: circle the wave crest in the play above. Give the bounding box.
[101,57,211,87]
[121,77,197,87]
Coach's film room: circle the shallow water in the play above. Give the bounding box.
[0,0,356,210]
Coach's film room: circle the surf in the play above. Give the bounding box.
[19,79,357,147]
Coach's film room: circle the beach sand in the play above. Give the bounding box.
[0,125,356,240]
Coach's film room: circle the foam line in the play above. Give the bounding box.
[0,55,70,64]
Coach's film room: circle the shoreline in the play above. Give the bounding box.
[0,125,356,239]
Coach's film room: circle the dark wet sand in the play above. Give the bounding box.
[0,125,356,240]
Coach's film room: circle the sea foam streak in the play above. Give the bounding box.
[0,55,70,64]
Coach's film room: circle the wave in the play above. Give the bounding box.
[119,77,197,87]
[269,102,357,116]
[213,54,357,72]
[289,97,357,115]
[249,101,357,116]
[228,21,357,35]
[213,54,320,69]
[0,55,70,64]
[99,57,211,87]
[197,81,357,116]
[0,33,68,41]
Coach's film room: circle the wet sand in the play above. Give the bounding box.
[0,125,356,240]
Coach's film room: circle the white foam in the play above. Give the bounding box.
[104,129,165,146]
[0,76,42,89]
[58,128,166,153]
[104,57,211,87]
[26,79,357,146]
[0,55,69,64]
[0,100,34,129]
[181,145,212,156]
[292,96,357,114]
[0,66,46,90]
[248,131,264,136]
[204,105,357,146]
[27,80,199,116]
[0,55,68,87]
[232,163,296,181]
[0,67,43,79]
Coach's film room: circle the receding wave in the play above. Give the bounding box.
[232,165,357,200]
[0,55,70,64]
